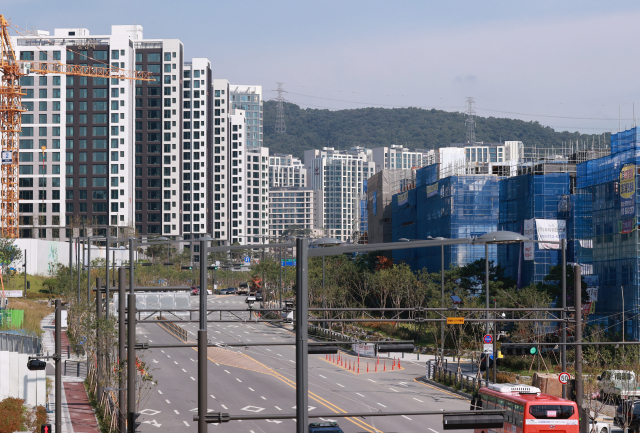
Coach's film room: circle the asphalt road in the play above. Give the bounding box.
[136,295,471,432]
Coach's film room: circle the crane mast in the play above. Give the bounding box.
[0,15,23,238]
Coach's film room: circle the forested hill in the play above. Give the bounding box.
[262,100,606,159]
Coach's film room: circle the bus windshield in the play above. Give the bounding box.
[529,405,574,420]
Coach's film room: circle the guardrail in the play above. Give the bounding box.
[426,360,489,393]
[156,316,188,342]
[0,331,41,354]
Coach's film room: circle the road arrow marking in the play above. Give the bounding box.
[143,419,162,427]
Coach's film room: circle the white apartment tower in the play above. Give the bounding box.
[268,153,307,188]
[304,147,376,242]
[182,58,212,243]
[371,145,436,172]
[230,85,262,149]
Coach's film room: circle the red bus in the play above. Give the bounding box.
[472,384,579,433]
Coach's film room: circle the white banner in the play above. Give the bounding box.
[352,344,375,357]
[535,219,566,250]
[524,219,535,261]
[2,290,23,298]
[525,420,578,425]
[584,275,599,302]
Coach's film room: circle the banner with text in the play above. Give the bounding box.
[352,343,376,357]
[535,219,566,250]
[524,219,535,260]
[620,164,636,234]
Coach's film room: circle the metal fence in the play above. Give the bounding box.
[0,331,41,354]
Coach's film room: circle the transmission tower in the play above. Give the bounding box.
[465,97,476,144]
[275,82,286,134]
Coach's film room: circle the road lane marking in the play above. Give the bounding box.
[412,378,467,400]
[389,388,399,392]
[157,390,163,394]
[221,404,228,410]
[236,378,242,382]
[275,406,281,410]
[160,350,164,353]
[165,399,171,404]
[182,369,186,372]
[248,387,254,391]
[413,398,424,402]
[190,376,195,381]
[377,403,386,407]
[174,361,178,364]
[402,415,412,420]
[167,355,171,358]
[368,379,376,383]
[224,370,230,374]
[356,393,365,397]
[190,358,195,362]
[336,383,345,388]
[319,375,326,379]
[174,410,179,414]
[429,429,438,433]
[183,421,189,427]
[261,396,267,400]
[210,395,216,399]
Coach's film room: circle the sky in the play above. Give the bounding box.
[6,1,640,135]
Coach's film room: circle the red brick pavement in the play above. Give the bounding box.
[63,382,100,433]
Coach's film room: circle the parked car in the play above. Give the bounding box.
[219,288,229,295]
[191,287,199,296]
[255,291,263,301]
[226,287,237,295]
[309,422,343,433]
[615,400,640,431]
[590,416,613,433]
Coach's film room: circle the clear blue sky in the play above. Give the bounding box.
[6,1,640,134]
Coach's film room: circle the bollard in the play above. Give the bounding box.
[77,362,80,377]
[398,359,401,369]
[402,352,404,359]
[367,363,369,373]
[384,361,386,371]
[357,364,359,374]
[417,352,419,361]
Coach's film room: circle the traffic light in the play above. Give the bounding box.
[129,412,142,433]
[41,424,52,433]
[27,359,47,370]
[181,266,192,270]
[528,346,539,355]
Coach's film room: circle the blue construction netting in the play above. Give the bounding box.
[392,175,500,273]
[416,163,440,188]
[497,173,572,287]
[576,127,640,340]
[392,189,418,267]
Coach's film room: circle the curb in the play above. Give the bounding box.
[416,375,473,400]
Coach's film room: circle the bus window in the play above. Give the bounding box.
[505,400,514,424]
[515,404,524,428]
[497,398,505,409]
[479,393,486,409]
[487,396,496,409]
[529,405,575,420]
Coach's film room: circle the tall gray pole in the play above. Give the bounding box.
[561,238,567,398]
[322,256,325,329]
[87,238,92,304]
[69,240,74,302]
[118,267,126,433]
[440,244,444,366]
[622,286,625,344]
[55,299,61,433]
[129,239,134,293]
[295,237,309,433]
[24,249,27,299]
[105,238,110,319]
[78,240,83,302]
[574,264,584,433]
[485,243,490,384]
[198,239,208,433]
[279,246,282,307]
[96,276,103,403]
[127,292,136,433]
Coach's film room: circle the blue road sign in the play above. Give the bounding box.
[483,334,493,344]
[244,256,250,263]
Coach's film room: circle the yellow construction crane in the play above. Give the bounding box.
[0,15,152,238]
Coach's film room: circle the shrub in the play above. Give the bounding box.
[496,372,517,383]
[0,397,26,433]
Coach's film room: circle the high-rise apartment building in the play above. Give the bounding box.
[304,147,375,242]
[12,25,184,239]
[230,85,262,149]
[371,145,436,172]
[268,153,306,188]
[268,187,320,238]
[182,59,212,240]
[211,80,269,247]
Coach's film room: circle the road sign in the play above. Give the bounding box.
[2,151,12,165]
[447,317,465,325]
[244,256,250,263]
[559,372,571,384]
[483,343,493,354]
[483,334,493,345]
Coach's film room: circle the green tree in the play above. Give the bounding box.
[537,264,588,303]
[0,238,23,283]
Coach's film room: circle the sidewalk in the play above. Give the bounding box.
[42,312,100,433]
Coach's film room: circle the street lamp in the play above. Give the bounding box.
[310,237,341,329]
[474,231,526,383]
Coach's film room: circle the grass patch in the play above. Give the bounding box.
[2,298,54,337]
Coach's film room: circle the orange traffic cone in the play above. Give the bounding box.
[357,364,360,374]
[384,361,386,371]
[375,363,377,372]
[367,362,369,373]
[398,359,401,369]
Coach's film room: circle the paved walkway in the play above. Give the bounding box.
[42,312,100,433]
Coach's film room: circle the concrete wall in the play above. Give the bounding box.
[14,239,133,276]
[0,351,46,406]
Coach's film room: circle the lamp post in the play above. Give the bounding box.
[475,231,527,383]
[310,237,341,329]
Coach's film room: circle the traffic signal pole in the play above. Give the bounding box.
[574,264,585,433]
[55,299,61,433]
[127,291,136,433]
[295,237,309,433]
[198,238,208,433]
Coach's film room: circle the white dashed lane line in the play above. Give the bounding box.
[210,395,216,399]
[191,376,195,381]
[248,387,254,391]
[336,383,345,388]
[182,368,186,372]
[261,396,267,400]
[275,406,281,411]
[356,393,365,397]
[402,415,412,420]
[389,388,399,392]
[183,421,189,427]
[174,410,179,414]
[224,370,230,374]
[157,390,163,395]
[429,429,439,433]
[221,404,228,410]
[165,399,171,404]
[236,378,242,382]
[377,403,386,408]
[413,398,424,403]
